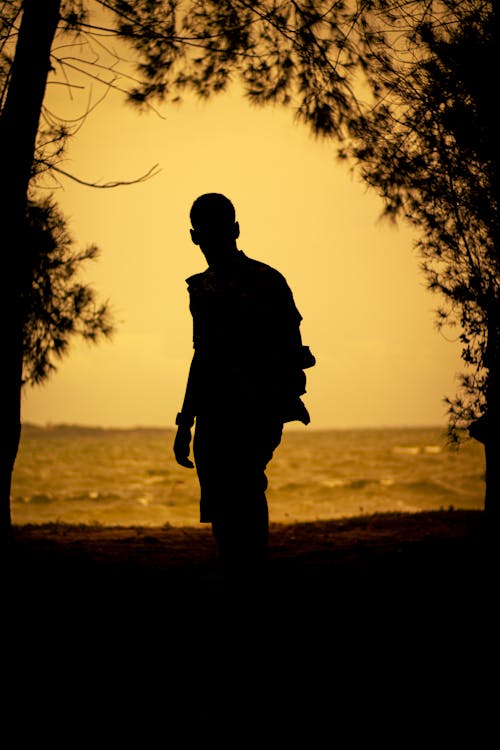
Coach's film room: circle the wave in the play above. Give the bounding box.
[314,477,456,496]
[12,424,484,525]
[13,490,123,505]
[392,445,443,455]
[319,478,394,490]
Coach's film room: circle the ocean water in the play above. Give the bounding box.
[11,424,485,527]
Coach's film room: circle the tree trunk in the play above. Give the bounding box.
[0,0,61,544]
[484,438,499,521]
[483,364,499,522]
[483,293,500,522]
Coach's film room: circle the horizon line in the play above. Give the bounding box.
[22,420,450,432]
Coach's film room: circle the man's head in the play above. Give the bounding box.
[190,193,240,266]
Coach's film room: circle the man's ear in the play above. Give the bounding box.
[190,228,199,246]
[233,221,240,240]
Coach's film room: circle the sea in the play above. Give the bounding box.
[11,423,485,527]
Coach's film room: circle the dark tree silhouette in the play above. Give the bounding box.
[22,196,114,387]
[0,0,61,540]
[0,0,157,540]
[337,2,499,518]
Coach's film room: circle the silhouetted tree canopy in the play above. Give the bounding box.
[22,196,114,386]
[336,2,498,442]
[101,0,359,135]
[1,4,113,389]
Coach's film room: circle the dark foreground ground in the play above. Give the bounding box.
[4,510,496,743]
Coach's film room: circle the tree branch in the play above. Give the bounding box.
[38,160,161,188]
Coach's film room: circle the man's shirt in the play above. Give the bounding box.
[184,250,311,422]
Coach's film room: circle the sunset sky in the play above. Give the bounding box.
[21,57,463,430]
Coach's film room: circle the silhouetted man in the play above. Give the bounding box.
[174,193,314,572]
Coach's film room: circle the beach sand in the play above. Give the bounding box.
[5,510,493,741]
[7,510,488,602]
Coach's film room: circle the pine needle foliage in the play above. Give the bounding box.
[22,196,114,386]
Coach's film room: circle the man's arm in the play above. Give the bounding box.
[267,275,315,424]
[173,354,198,469]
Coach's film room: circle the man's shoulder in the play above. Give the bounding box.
[185,268,217,293]
[185,270,207,287]
[185,252,288,290]
[238,253,288,287]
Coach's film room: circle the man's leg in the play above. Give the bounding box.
[194,415,283,571]
[211,489,268,568]
[211,418,282,570]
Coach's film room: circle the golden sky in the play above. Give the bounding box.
[21,79,462,430]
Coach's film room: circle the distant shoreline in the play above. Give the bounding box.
[21,421,450,434]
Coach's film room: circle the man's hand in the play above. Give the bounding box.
[174,424,195,468]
